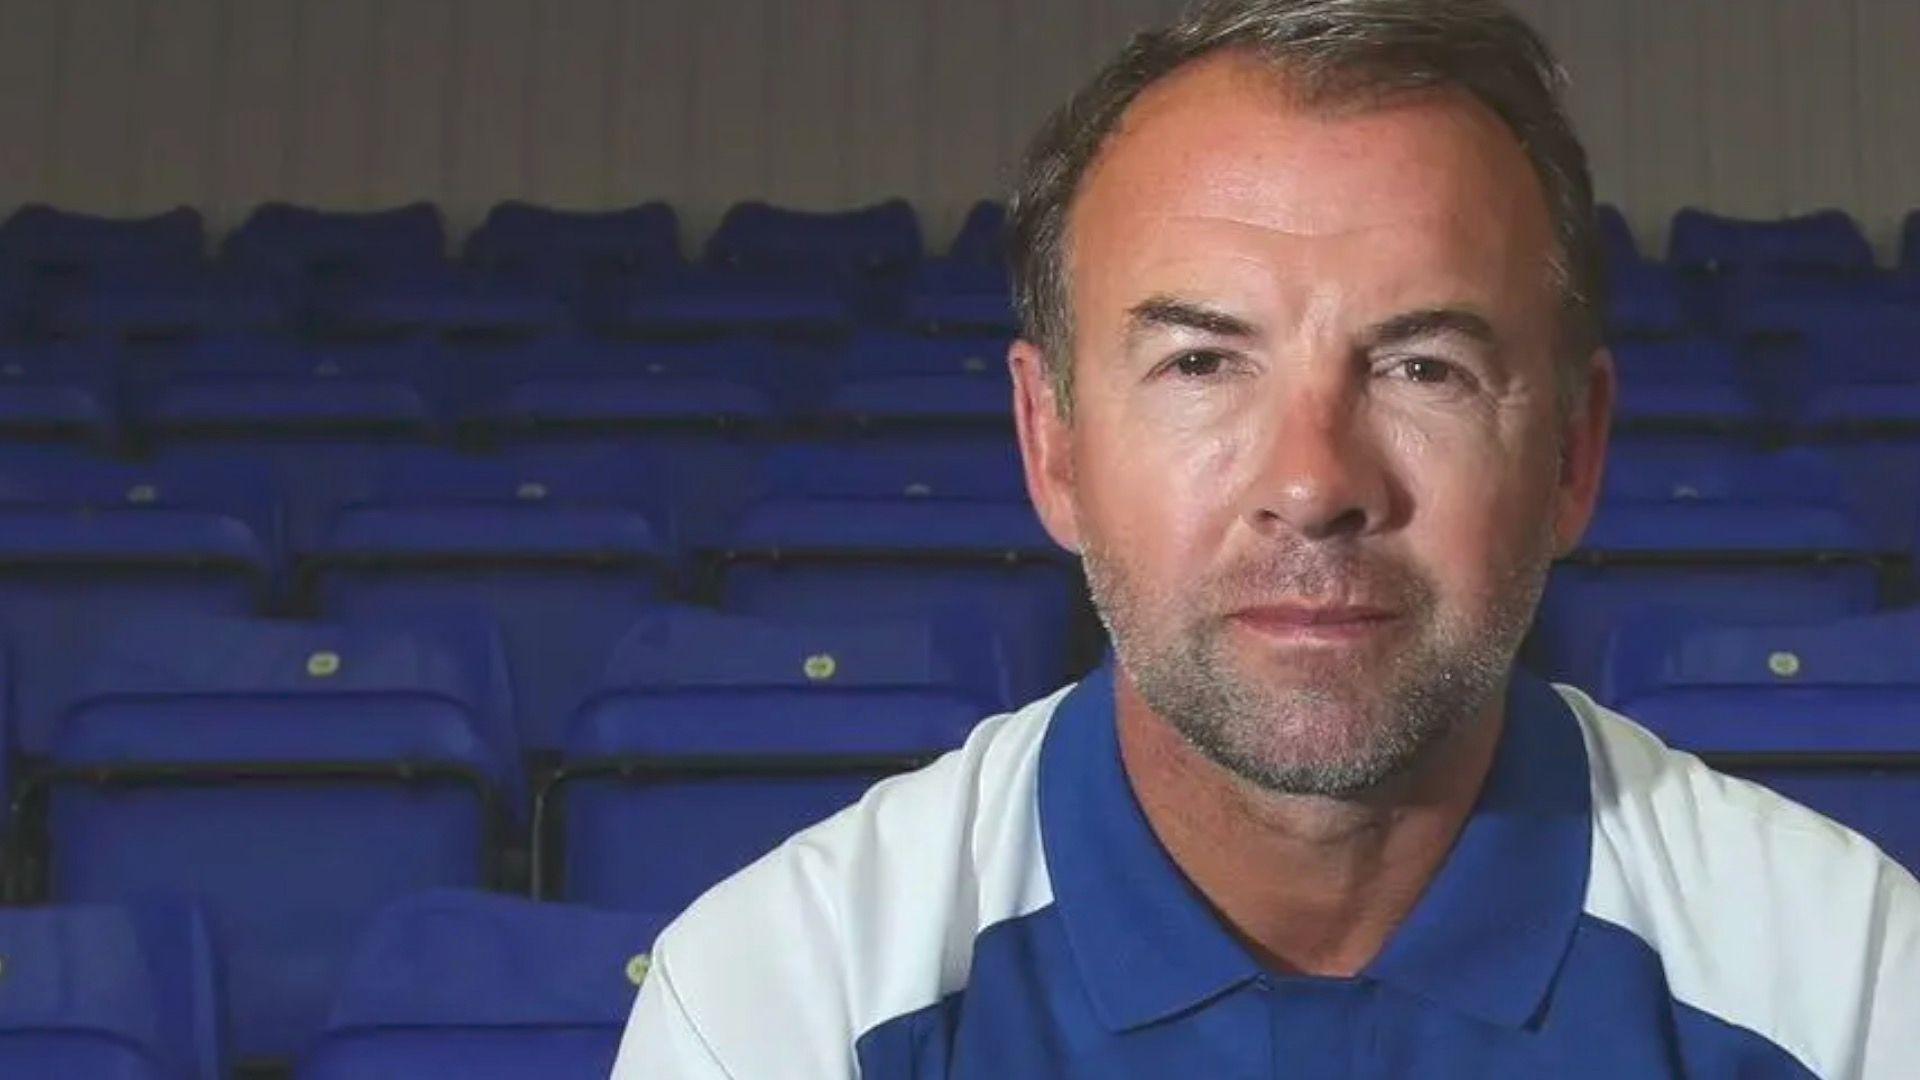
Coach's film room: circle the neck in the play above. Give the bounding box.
[1114,668,1507,978]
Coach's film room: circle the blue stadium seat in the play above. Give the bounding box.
[832,330,1010,380]
[0,341,117,444]
[1606,336,1766,432]
[223,202,446,285]
[1529,447,1885,690]
[1603,260,1694,339]
[457,336,780,435]
[323,268,570,343]
[0,899,224,1079]
[130,336,445,438]
[761,436,1028,502]
[43,266,288,342]
[223,203,448,334]
[821,332,1013,428]
[21,613,519,1065]
[0,643,12,831]
[0,205,203,280]
[701,199,924,325]
[902,260,1016,334]
[1596,203,1638,267]
[540,608,1005,909]
[706,199,922,280]
[715,481,1078,703]
[904,203,1014,332]
[1752,307,1920,431]
[0,206,221,341]
[1603,608,1920,874]
[458,333,780,550]
[1717,265,1920,339]
[299,890,667,1079]
[465,201,682,298]
[945,200,1006,265]
[0,448,278,754]
[1667,208,1875,274]
[606,264,856,339]
[132,336,448,551]
[297,447,675,753]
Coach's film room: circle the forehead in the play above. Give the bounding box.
[1066,51,1558,321]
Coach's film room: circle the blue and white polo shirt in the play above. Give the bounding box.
[614,666,1919,1078]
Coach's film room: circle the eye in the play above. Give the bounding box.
[1394,357,1457,384]
[1167,349,1229,378]
[1379,355,1481,393]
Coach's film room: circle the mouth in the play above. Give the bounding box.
[1224,603,1403,645]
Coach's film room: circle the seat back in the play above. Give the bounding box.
[35,614,515,1064]
[224,202,446,283]
[1605,608,1920,873]
[132,336,444,437]
[300,890,667,1079]
[706,199,922,278]
[0,899,224,1079]
[718,495,1080,702]
[552,609,1003,910]
[946,200,1007,265]
[1532,447,1885,687]
[1668,208,1874,274]
[0,448,278,753]
[0,341,116,441]
[1602,336,1764,431]
[457,335,781,434]
[1596,203,1638,267]
[465,201,682,292]
[303,447,674,753]
[0,205,204,279]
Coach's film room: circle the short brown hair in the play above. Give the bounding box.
[1007,0,1602,416]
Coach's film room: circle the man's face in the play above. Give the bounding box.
[1012,54,1611,796]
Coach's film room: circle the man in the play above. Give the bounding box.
[616,1,1919,1075]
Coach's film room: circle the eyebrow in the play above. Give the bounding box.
[1358,307,1498,351]
[1123,296,1501,356]
[1124,295,1261,345]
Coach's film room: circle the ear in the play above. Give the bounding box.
[1009,339,1084,554]
[1551,347,1614,556]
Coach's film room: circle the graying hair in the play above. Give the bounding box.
[1006,0,1603,418]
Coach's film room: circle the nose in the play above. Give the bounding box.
[1245,383,1393,543]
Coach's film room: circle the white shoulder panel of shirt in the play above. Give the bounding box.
[611,684,1069,1079]
[615,682,1920,1080]
[1565,684,1920,1080]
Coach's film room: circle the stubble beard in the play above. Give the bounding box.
[1083,524,1554,799]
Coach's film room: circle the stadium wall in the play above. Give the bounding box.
[0,0,1913,255]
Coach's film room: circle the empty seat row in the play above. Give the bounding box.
[1601,206,1920,344]
[1606,318,1920,434]
[0,891,665,1079]
[0,200,1019,343]
[1603,205,1920,275]
[0,436,1077,755]
[9,436,1920,750]
[3,608,1012,1065]
[15,320,1920,466]
[0,330,1019,447]
[24,201,1920,351]
[3,597,1916,1070]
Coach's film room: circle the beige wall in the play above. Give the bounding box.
[1,0,1915,258]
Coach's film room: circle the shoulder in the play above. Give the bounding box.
[1556,684,1920,1079]
[631,685,1067,1077]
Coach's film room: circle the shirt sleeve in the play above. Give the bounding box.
[1860,862,1920,1079]
[611,948,735,1080]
